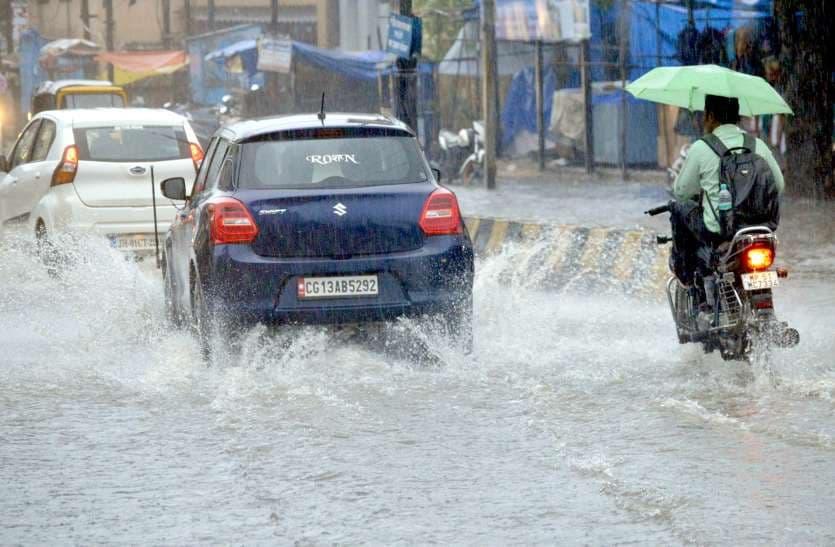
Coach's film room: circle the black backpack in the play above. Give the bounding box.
[701,133,781,238]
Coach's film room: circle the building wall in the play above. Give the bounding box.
[338,0,389,51]
[28,0,339,49]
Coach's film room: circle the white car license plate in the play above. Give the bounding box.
[741,271,779,291]
[110,235,157,252]
[298,275,379,299]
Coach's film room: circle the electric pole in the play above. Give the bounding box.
[184,0,191,36]
[481,0,498,189]
[104,0,114,81]
[208,0,216,32]
[81,0,91,41]
[2,0,13,54]
[162,0,171,48]
[395,0,418,133]
[271,0,279,35]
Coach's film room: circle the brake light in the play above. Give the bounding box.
[207,197,259,244]
[189,142,204,172]
[51,145,78,185]
[743,245,774,271]
[419,188,463,236]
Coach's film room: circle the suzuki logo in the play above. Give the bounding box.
[333,203,347,216]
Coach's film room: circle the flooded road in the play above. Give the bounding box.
[1,234,833,544]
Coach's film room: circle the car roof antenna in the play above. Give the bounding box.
[317,92,326,124]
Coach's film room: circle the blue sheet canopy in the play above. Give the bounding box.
[204,39,401,81]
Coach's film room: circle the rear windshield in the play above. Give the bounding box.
[238,134,428,189]
[73,125,189,162]
[62,92,125,109]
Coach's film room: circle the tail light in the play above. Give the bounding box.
[51,145,78,186]
[189,142,204,172]
[742,244,775,272]
[207,197,259,244]
[419,188,463,236]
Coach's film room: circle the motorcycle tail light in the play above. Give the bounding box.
[207,197,259,244]
[51,145,78,186]
[419,188,463,236]
[743,245,774,272]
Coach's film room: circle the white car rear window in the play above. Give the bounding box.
[73,125,189,162]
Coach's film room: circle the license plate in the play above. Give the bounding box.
[741,271,779,291]
[298,275,379,299]
[110,235,157,252]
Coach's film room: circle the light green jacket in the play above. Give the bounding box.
[673,124,785,233]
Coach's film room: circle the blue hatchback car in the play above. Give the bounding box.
[159,113,474,358]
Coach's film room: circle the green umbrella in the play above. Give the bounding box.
[625,64,793,116]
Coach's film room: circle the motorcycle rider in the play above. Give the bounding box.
[670,94,785,288]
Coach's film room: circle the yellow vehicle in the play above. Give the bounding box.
[31,80,128,116]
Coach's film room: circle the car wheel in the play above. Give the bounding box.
[35,222,60,278]
[163,260,184,328]
[191,273,215,364]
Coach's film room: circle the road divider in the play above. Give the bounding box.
[464,217,670,295]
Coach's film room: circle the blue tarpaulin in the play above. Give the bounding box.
[204,39,398,82]
[292,42,396,81]
[500,67,556,151]
[186,24,263,105]
[19,30,49,117]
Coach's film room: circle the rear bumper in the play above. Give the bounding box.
[37,185,175,249]
[203,235,474,326]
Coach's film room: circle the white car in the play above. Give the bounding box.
[0,108,202,255]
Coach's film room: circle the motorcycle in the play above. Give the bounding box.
[438,120,485,185]
[646,201,799,365]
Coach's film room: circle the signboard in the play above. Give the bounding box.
[258,38,293,74]
[494,0,591,43]
[386,14,421,59]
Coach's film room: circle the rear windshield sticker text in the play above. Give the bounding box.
[305,154,360,165]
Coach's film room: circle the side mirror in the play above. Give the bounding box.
[161,177,187,201]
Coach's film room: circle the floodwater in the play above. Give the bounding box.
[1,233,833,544]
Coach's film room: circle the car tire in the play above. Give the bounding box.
[163,259,184,328]
[191,273,216,364]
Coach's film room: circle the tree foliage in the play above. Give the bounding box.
[413,0,475,61]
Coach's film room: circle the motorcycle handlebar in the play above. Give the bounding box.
[645,202,673,216]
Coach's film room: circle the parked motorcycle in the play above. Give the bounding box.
[646,201,799,366]
[438,120,485,185]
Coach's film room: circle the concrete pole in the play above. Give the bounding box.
[104,0,114,81]
[481,0,498,189]
[535,39,545,171]
[395,0,418,133]
[271,0,279,36]
[581,39,594,174]
[81,0,91,41]
[162,0,171,48]
[208,0,216,32]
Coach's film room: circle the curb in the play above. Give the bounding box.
[464,217,670,296]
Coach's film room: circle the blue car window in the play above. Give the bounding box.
[239,136,428,189]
